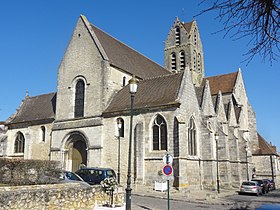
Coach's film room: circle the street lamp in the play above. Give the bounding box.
[215,132,220,194]
[245,145,249,181]
[117,118,122,184]
[126,75,138,210]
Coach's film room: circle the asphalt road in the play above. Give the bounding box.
[131,189,280,210]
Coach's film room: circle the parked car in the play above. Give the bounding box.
[251,179,269,194]
[264,179,276,191]
[75,167,116,185]
[58,170,91,187]
[61,171,84,182]
[239,181,262,196]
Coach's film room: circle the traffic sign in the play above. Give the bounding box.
[162,164,173,176]
[163,154,173,165]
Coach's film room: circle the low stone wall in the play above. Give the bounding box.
[0,183,125,210]
[0,183,96,210]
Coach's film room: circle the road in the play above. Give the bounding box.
[131,194,227,210]
[131,189,280,210]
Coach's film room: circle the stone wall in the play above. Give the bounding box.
[0,183,125,210]
[0,183,95,210]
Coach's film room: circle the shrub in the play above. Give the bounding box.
[0,158,61,185]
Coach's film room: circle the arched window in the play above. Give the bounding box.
[41,126,46,142]
[171,53,176,71]
[175,26,180,46]
[188,118,197,156]
[122,76,126,87]
[179,51,185,70]
[74,79,85,118]
[152,115,167,151]
[14,132,25,153]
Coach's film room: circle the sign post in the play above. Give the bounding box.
[162,154,173,210]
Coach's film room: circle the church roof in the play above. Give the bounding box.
[90,24,170,79]
[7,92,56,124]
[253,133,278,156]
[103,73,183,115]
[206,71,238,95]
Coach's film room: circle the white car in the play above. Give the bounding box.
[239,181,262,196]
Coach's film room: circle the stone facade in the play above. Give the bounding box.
[2,15,279,191]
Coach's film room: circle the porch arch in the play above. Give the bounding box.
[63,131,88,172]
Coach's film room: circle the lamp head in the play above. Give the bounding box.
[215,132,219,140]
[117,118,122,129]
[129,75,138,94]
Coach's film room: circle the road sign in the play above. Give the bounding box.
[163,164,173,176]
[163,154,173,165]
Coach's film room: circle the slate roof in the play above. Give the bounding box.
[253,133,278,156]
[206,71,238,95]
[104,72,184,115]
[8,93,56,124]
[90,24,170,79]
[195,79,206,107]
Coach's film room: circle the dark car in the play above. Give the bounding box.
[264,179,276,191]
[251,179,269,194]
[75,167,116,185]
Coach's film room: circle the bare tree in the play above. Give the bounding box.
[198,0,280,64]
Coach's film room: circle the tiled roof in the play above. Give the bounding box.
[8,93,56,124]
[206,72,238,95]
[90,24,170,79]
[253,133,278,156]
[104,73,184,115]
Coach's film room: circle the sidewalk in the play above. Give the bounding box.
[132,184,237,205]
[95,184,237,210]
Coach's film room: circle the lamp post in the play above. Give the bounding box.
[117,118,122,184]
[215,132,220,194]
[245,145,249,181]
[270,155,275,181]
[126,75,138,210]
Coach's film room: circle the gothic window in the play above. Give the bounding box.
[41,126,46,142]
[179,51,185,70]
[193,28,197,46]
[152,115,167,151]
[171,53,176,71]
[197,53,201,73]
[193,50,197,70]
[175,26,180,46]
[74,79,85,118]
[14,132,25,153]
[188,118,197,156]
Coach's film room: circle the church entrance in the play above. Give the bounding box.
[64,132,87,172]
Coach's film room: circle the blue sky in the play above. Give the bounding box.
[0,0,279,151]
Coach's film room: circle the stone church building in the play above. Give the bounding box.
[1,15,279,189]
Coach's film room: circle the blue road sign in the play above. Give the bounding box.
[163,164,173,176]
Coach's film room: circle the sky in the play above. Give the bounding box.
[0,1,279,151]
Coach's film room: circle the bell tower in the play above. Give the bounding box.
[164,17,204,86]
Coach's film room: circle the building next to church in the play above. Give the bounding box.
[1,15,279,190]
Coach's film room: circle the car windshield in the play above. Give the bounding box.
[107,170,115,177]
[65,172,82,181]
[242,182,256,186]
